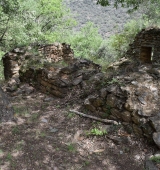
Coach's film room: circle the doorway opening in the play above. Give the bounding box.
[140,46,153,63]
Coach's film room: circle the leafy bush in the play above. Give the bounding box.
[150,156,160,163]
[103,20,145,59]
[65,22,103,59]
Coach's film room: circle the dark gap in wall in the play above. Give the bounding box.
[140,46,152,63]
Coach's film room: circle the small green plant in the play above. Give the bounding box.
[13,105,29,117]
[84,160,90,166]
[56,147,60,151]
[56,105,61,108]
[67,143,76,153]
[15,140,24,151]
[6,153,12,162]
[150,156,160,163]
[12,126,19,135]
[30,113,39,122]
[107,78,119,85]
[86,128,107,136]
[40,132,46,137]
[66,22,103,60]
[67,112,75,119]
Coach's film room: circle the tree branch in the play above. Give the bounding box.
[70,110,118,125]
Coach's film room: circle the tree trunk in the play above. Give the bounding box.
[0,86,13,122]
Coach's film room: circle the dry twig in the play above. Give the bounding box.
[70,110,118,125]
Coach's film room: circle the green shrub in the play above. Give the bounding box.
[65,22,103,59]
[102,20,145,59]
[150,156,160,163]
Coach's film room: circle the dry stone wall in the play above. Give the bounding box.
[3,43,74,80]
[83,63,160,147]
[126,27,160,63]
[3,43,101,98]
[20,59,101,98]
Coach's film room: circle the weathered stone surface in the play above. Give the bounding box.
[106,94,118,108]
[150,113,160,132]
[153,132,160,149]
[145,158,159,170]
[92,98,104,107]
[100,88,108,99]
[72,76,83,85]
[131,110,141,124]
[110,108,121,119]
[106,94,124,110]
[142,123,154,138]
[132,124,143,136]
[120,111,131,122]
[124,98,135,112]
[84,97,96,112]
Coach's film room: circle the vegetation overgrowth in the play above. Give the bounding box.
[0,0,160,80]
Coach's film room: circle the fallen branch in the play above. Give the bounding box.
[70,110,118,125]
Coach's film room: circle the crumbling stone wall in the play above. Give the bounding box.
[3,43,101,98]
[3,43,74,80]
[19,59,101,98]
[126,27,160,63]
[83,63,160,147]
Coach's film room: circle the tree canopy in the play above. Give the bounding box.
[0,0,75,52]
[97,0,158,9]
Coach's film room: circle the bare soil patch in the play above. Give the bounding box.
[0,87,158,170]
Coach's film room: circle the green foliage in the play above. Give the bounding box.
[12,126,20,135]
[30,113,39,122]
[67,112,75,119]
[105,20,144,59]
[0,0,159,79]
[150,156,160,163]
[93,20,146,71]
[107,78,120,84]
[67,143,76,153]
[97,0,159,10]
[65,22,103,59]
[87,128,107,136]
[6,153,12,162]
[139,1,160,26]
[0,0,75,52]
[40,132,46,137]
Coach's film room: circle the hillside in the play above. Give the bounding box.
[64,0,141,38]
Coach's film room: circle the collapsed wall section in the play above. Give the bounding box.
[3,43,74,80]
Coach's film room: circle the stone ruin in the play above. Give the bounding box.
[126,27,160,64]
[2,42,101,98]
[2,33,160,148]
[3,43,74,80]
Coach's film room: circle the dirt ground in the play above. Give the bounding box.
[0,86,159,170]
